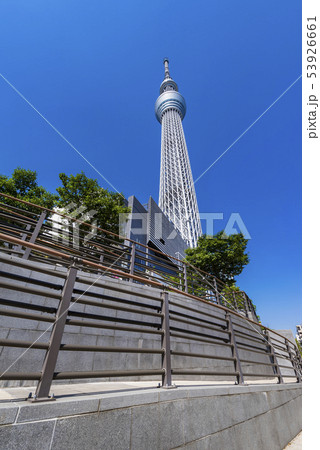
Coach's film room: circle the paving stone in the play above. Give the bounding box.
[17,397,100,423]
[0,420,55,450]
[51,408,131,450]
[99,390,159,412]
[0,405,18,425]
[158,399,186,449]
[131,403,160,450]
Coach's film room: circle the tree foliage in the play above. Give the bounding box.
[0,167,58,211]
[0,168,130,236]
[56,172,130,235]
[295,339,302,355]
[185,231,249,285]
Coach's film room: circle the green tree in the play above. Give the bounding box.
[185,231,249,285]
[219,283,260,321]
[0,167,58,211]
[56,172,130,235]
[220,284,243,308]
[295,339,302,356]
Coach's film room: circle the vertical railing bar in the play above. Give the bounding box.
[161,291,175,388]
[22,210,47,260]
[295,345,302,381]
[14,223,31,254]
[191,270,194,295]
[213,278,221,305]
[98,254,104,274]
[31,261,78,401]
[129,242,136,283]
[226,312,244,385]
[232,291,237,309]
[285,338,302,383]
[264,330,283,384]
[183,263,188,293]
[241,292,249,318]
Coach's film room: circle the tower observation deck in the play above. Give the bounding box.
[155,59,202,248]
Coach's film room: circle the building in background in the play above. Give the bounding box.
[123,195,188,278]
[124,196,188,259]
[155,59,202,248]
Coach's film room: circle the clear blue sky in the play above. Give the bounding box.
[0,1,301,335]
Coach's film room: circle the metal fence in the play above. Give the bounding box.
[0,193,258,321]
[0,194,302,402]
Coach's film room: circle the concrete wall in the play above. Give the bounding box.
[0,383,302,449]
[0,254,296,387]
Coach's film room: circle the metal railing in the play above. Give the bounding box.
[0,194,302,402]
[0,193,258,321]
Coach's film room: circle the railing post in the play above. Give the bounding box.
[294,346,302,381]
[161,291,174,388]
[285,338,302,383]
[213,278,221,305]
[129,242,136,282]
[14,223,31,254]
[232,291,237,310]
[190,270,194,295]
[241,292,249,318]
[183,263,188,293]
[32,261,78,401]
[264,330,283,384]
[226,312,244,385]
[98,254,104,274]
[22,210,47,260]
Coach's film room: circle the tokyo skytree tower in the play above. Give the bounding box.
[155,59,202,248]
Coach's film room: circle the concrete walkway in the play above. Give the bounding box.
[0,379,285,402]
[284,432,302,449]
[0,380,237,401]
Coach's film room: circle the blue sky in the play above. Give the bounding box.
[0,1,301,334]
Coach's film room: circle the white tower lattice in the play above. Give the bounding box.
[155,59,201,248]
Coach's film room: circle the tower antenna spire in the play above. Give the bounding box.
[155,60,202,248]
[163,58,170,79]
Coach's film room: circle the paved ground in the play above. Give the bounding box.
[0,379,287,402]
[283,432,302,449]
[0,380,236,401]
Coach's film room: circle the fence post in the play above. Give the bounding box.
[294,345,302,382]
[22,210,47,260]
[161,291,174,388]
[241,292,249,318]
[183,263,188,293]
[232,291,238,310]
[226,312,244,385]
[285,338,302,383]
[129,242,136,282]
[213,278,220,305]
[190,271,194,295]
[14,223,31,255]
[31,261,78,401]
[264,330,283,384]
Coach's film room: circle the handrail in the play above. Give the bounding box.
[0,245,302,401]
[0,193,240,289]
[0,231,295,344]
[0,193,259,321]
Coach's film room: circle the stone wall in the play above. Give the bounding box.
[0,383,302,450]
[0,254,296,387]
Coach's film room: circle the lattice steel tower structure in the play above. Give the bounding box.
[155,58,202,248]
